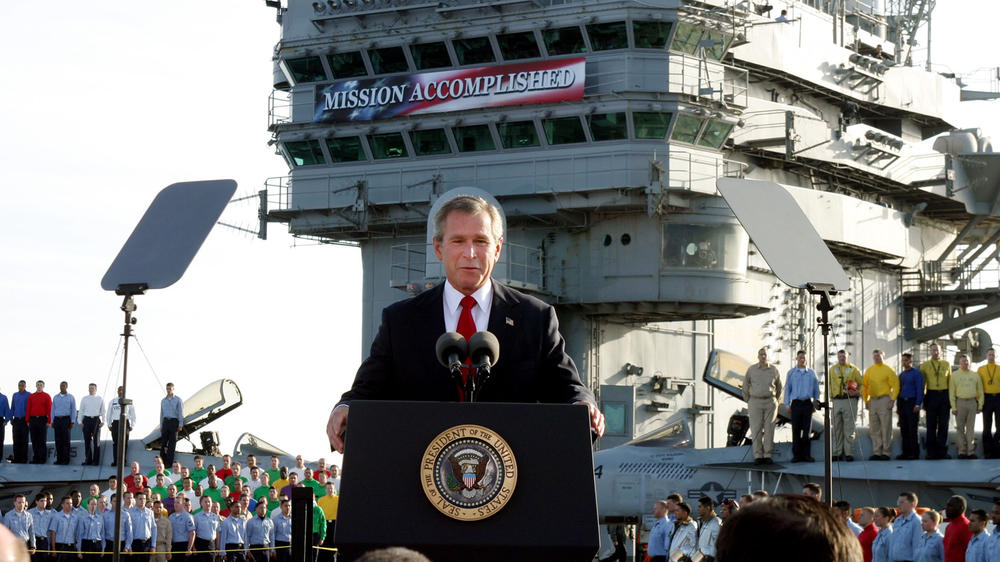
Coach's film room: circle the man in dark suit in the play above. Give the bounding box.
[327,194,604,453]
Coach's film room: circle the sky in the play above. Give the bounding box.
[0,1,998,465]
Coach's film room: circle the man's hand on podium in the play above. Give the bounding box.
[576,401,605,437]
[327,404,349,454]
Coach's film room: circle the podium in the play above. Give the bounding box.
[335,401,599,561]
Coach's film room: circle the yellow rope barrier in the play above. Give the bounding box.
[32,545,293,555]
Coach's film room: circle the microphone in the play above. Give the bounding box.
[435,332,468,377]
[468,331,500,382]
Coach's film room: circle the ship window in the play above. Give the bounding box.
[498,120,540,149]
[588,112,628,141]
[285,57,327,83]
[542,26,586,55]
[325,137,366,163]
[284,140,325,167]
[327,52,367,78]
[454,124,496,152]
[497,31,541,61]
[670,22,702,55]
[454,37,495,65]
[633,112,672,139]
[411,42,451,70]
[671,113,705,144]
[633,21,673,49]
[698,119,734,149]
[369,133,408,159]
[603,403,627,435]
[662,223,748,272]
[586,22,628,51]
[410,129,451,155]
[702,29,730,60]
[543,116,587,145]
[369,47,409,74]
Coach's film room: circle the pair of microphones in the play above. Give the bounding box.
[435,331,500,401]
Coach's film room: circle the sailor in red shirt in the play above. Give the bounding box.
[26,380,52,464]
[125,460,149,495]
[941,495,972,562]
[856,507,879,562]
[215,454,234,483]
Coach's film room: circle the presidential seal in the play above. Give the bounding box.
[420,424,518,521]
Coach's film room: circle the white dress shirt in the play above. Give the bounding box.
[77,394,105,424]
[108,396,136,426]
[442,279,493,333]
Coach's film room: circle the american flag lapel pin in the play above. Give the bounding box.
[505,316,514,326]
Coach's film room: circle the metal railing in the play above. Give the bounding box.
[667,149,747,192]
[667,52,749,107]
[268,89,291,130]
[265,176,293,210]
[903,259,1000,294]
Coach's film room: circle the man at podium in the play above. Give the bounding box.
[327,195,604,453]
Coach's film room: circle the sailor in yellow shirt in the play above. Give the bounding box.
[950,353,984,459]
[862,349,899,460]
[317,482,339,553]
[977,348,1000,458]
[830,349,863,461]
[920,342,952,459]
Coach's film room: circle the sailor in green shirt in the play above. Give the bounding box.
[150,473,170,500]
[202,475,224,504]
[920,342,953,459]
[189,455,208,484]
[312,496,327,548]
[301,468,326,498]
[225,462,249,489]
[253,483,272,504]
[830,349,864,461]
[950,353,985,459]
[266,455,283,487]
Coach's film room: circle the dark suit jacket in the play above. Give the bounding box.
[340,281,595,405]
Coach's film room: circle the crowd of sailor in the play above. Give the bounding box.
[0,453,340,561]
[626,487,1000,562]
[743,343,999,465]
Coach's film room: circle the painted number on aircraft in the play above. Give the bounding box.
[594,465,603,479]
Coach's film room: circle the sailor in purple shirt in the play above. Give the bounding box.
[897,353,923,460]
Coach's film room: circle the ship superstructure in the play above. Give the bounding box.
[261,0,1000,452]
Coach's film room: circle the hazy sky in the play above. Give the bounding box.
[0,1,997,465]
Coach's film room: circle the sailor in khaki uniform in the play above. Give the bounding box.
[830,349,863,461]
[742,347,782,465]
[950,353,984,459]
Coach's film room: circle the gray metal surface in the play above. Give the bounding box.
[101,180,237,291]
[717,178,851,291]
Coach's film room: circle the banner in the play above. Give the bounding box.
[313,57,585,123]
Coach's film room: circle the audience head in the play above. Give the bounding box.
[802,483,822,501]
[716,494,862,562]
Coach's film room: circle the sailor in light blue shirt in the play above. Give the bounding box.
[783,364,820,407]
[965,510,991,562]
[247,502,275,556]
[48,498,78,548]
[75,499,104,552]
[28,495,51,547]
[3,494,35,548]
[51,390,77,418]
[160,393,183,422]
[168,501,196,548]
[647,501,672,559]
[888,493,922,562]
[128,495,157,552]
[273,501,292,543]
[218,504,248,558]
[871,508,893,562]
[913,510,943,562]
[101,500,134,551]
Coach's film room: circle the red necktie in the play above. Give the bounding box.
[456,296,477,401]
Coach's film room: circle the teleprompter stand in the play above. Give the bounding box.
[335,401,600,561]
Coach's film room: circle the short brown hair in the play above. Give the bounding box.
[716,495,862,562]
[433,195,503,243]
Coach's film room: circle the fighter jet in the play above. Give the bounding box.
[594,349,1000,525]
[0,379,298,504]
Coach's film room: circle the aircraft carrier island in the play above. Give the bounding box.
[260,0,1000,539]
